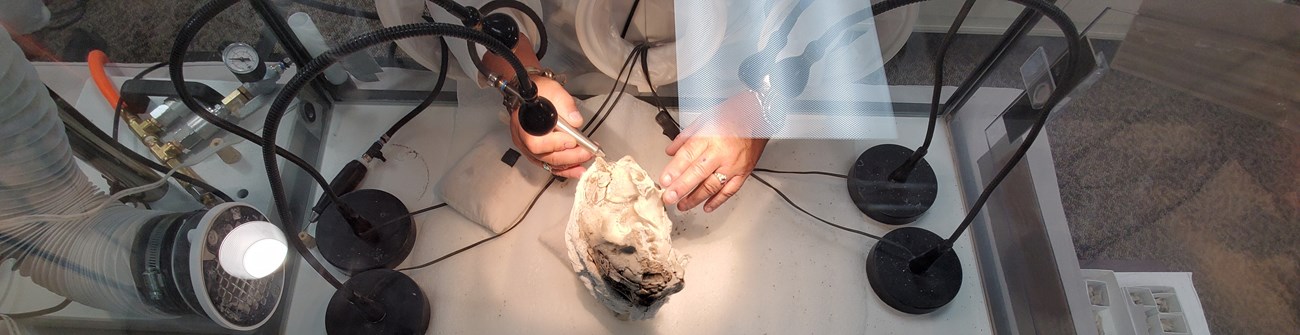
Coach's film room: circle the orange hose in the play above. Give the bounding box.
[86,50,120,108]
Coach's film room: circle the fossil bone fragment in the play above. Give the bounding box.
[566,156,686,320]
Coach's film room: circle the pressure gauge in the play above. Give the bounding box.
[222,42,267,83]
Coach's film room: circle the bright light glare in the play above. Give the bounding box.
[242,239,287,278]
[219,220,288,279]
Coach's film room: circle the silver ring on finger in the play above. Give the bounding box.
[714,172,728,184]
[543,162,552,172]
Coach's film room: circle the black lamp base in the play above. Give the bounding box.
[847,144,938,225]
[865,227,962,314]
[326,269,430,335]
[317,189,414,274]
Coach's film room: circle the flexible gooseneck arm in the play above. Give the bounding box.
[256,22,534,289]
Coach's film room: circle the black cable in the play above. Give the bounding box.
[939,0,1081,245]
[582,45,642,133]
[749,173,912,256]
[581,43,644,135]
[638,45,681,139]
[888,0,977,182]
[169,0,348,289]
[112,62,169,142]
[310,37,448,217]
[862,0,1083,246]
[8,298,72,319]
[428,0,479,25]
[369,203,447,232]
[619,0,642,39]
[587,44,649,136]
[290,0,380,20]
[257,22,532,288]
[382,37,449,142]
[167,0,351,215]
[639,47,664,108]
[111,98,126,142]
[921,0,977,154]
[752,168,847,179]
[398,178,555,272]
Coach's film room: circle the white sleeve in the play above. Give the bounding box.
[429,0,545,88]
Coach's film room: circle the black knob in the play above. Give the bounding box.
[481,13,520,50]
[518,97,557,136]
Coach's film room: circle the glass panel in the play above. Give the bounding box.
[1,0,1293,334]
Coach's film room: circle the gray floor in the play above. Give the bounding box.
[19,1,1300,334]
[885,33,1299,335]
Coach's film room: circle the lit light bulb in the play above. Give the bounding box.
[219,220,288,280]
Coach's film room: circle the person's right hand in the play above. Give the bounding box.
[507,76,594,179]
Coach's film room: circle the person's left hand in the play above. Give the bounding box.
[660,92,770,213]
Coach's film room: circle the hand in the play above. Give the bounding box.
[660,92,770,213]
[508,76,594,179]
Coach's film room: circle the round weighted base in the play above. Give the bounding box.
[865,227,962,314]
[325,269,430,335]
[317,189,414,274]
[847,144,938,225]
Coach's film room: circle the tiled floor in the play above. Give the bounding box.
[16,1,1300,334]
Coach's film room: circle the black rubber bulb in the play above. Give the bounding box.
[519,97,557,136]
[770,56,811,98]
[737,53,770,92]
[480,12,519,49]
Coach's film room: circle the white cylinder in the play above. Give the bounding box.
[287,12,349,85]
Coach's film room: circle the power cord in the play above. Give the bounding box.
[171,0,372,289]
[6,299,72,319]
[586,44,649,136]
[368,203,447,231]
[308,37,450,220]
[111,61,169,142]
[398,178,555,272]
[752,168,847,179]
[255,21,535,290]
[581,44,643,135]
[750,173,913,256]
[373,37,450,158]
[168,0,359,227]
[637,46,682,140]
[619,0,642,39]
[384,42,650,272]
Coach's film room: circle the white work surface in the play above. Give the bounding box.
[284,78,1007,334]
[27,61,1007,333]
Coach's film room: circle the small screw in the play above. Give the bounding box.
[302,103,317,123]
